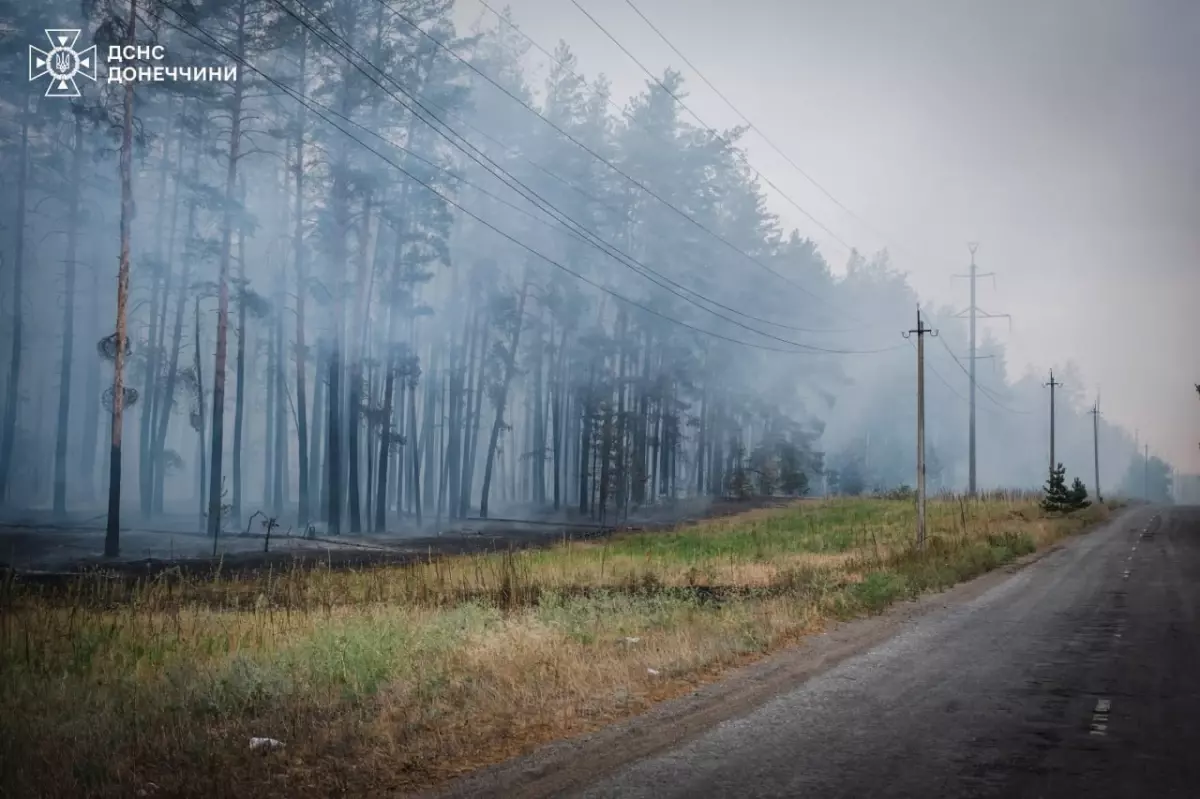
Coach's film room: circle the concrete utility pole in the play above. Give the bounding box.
[1089,399,1102,502]
[904,308,937,550]
[1144,444,1150,501]
[1044,370,1061,473]
[952,243,1009,497]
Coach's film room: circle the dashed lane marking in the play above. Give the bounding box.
[1091,698,1112,736]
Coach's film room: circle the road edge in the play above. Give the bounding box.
[424,506,1137,799]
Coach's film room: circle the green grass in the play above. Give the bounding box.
[0,496,1115,798]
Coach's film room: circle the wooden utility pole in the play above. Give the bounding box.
[952,243,1008,497]
[904,308,937,549]
[1089,399,1102,502]
[1044,370,1061,474]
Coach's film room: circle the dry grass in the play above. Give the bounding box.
[0,495,1116,798]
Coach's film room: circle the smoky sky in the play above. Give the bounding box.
[455,0,1200,473]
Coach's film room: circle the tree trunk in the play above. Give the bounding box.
[0,94,32,503]
[346,194,373,534]
[53,112,85,514]
[79,263,101,502]
[421,348,438,511]
[152,113,200,514]
[460,299,488,516]
[273,292,287,516]
[232,229,247,523]
[263,311,275,510]
[291,32,310,526]
[374,339,396,532]
[138,103,175,517]
[104,4,137,556]
[310,341,326,526]
[578,366,594,516]
[194,298,206,523]
[206,0,246,541]
[408,371,423,526]
[480,282,529,518]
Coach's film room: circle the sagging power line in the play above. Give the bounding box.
[152,4,899,358]
[266,0,901,353]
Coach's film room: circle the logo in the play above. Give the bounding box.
[29,29,97,98]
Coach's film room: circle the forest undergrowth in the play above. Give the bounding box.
[0,495,1115,798]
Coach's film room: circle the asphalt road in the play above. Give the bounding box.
[571,505,1200,799]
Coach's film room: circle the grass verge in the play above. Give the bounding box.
[0,495,1116,797]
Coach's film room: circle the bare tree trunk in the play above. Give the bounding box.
[273,297,287,516]
[206,0,246,541]
[263,313,275,510]
[408,370,423,526]
[460,299,488,516]
[104,4,137,556]
[532,321,546,507]
[152,113,200,514]
[79,263,101,503]
[373,335,396,532]
[194,298,206,523]
[480,282,528,518]
[146,121,184,516]
[291,32,311,527]
[552,325,568,510]
[53,111,86,514]
[0,94,32,503]
[421,348,438,511]
[232,227,247,523]
[139,102,175,517]
[346,195,373,534]
[310,341,325,525]
[578,367,594,516]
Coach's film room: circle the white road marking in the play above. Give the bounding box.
[1091,698,1112,735]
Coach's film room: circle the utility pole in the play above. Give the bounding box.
[903,307,937,549]
[1089,399,1102,502]
[952,243,1009,497]
[1044,370,1061,473]
[1144,444,1150,501]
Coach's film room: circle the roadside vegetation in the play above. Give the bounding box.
[0,494,1115,798]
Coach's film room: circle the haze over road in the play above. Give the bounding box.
[573,505,1200,798]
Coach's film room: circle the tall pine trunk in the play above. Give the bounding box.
[0,93,32,503]
[152,113,200,514]
[104,3,137,555]
[205,0,246,540]
[139,104,175,517]
[232,227,247,523]
[292,32,311,527]
[480,282,528,518]
[53,112,85,514]
[194,298,206,522]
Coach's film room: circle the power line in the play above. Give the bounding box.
[933,332,1030,415]
[563,0,858,256]
[473,0,887,334]
[909,337,968,406]
[621,0,945,270]
[365,0,871,323]
[150,4,902,358]
[266,0,898,353]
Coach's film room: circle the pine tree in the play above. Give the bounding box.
[1040,462,1071,513]
[1068,477,1091,510]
